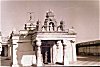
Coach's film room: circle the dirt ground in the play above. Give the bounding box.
[0,55,100,67]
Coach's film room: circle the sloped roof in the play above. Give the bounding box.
[77,40,100,46]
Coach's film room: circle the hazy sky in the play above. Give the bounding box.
[1,0,99,43]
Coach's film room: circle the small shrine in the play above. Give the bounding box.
[10,10,77,67]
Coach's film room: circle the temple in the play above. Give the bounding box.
[1,10,77,67]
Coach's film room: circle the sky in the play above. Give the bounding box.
[0,0,99,43]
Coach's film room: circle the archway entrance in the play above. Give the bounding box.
[41,40,56,64]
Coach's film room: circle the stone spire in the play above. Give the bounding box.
[28,12,34,21]
[41,10,57,32]
[24,12,36,30]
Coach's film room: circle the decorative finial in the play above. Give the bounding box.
[49,9,51,12]
[49,9,53,13]
[60,20,64,24]
[37,19,40,24]
[27,12,34,21]
[46,9,52,13]
[71,26,74,29]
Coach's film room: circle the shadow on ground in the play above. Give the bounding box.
[77,55,100,62]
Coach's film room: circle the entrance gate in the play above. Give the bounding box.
[41,40,56,64]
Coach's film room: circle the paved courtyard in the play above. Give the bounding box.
[69,55,100,66]
[0,55,100,67]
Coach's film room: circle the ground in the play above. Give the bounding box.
[0,55,100,67]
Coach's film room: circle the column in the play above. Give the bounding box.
[0,36,1,66]
[8,45,11,58]
[0,36,2,55]
[56,40,63,63]
[53,44,57,64]
[36,40,42,66]
[12,44,19,67]
[63,40,69,66]
[50,46,53,63]
[5,46,8,57]
[47,26,49,31]
[71,40,77,62]
[12,36,19,67]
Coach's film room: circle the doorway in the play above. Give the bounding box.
[1,45,8,57]
[41,40,56,64]
[1,47,4,56]
[41,45,51,64]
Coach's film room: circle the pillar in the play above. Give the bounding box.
[70,40,77,62]
[56,40,63,63]
[8,45,11,58]
[63,40,69,66]
[72,41,77,62]
[36,40,42,66]
[12,36,19,67]
[0,35,2,66]
[0,35,2,55]
[47,26,49,31]
[53,44,57,64]
[12,44,19,67]
[5,46,8,57]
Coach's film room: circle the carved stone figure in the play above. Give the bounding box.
[24,24,27,30]
[57,20,64,31]
[49,22,55,31]
[44,51,48,64]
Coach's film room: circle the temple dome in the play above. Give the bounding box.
[46,10,54,18]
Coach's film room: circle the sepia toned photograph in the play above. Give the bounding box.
[0,0,100,67]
